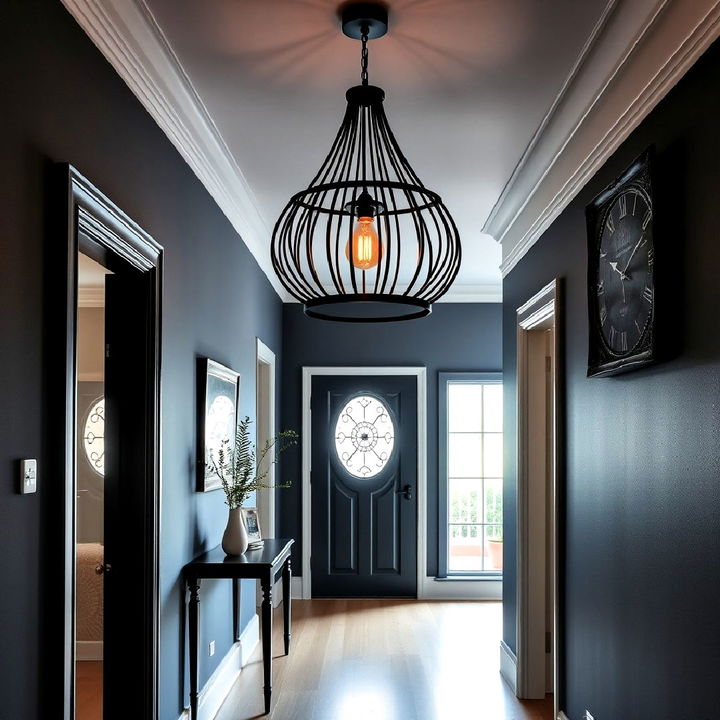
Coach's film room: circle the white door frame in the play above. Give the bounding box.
[256,339,276,539]
[515,279,563,719]
[301,366,427,600]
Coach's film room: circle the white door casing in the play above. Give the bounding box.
[256,339,276,539]
[301,367,427,600]
[515,279,562,718]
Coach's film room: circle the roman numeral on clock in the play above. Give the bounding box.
[618,194,627,218]
[600,304,607,325]
[643,286,653,303]
[620,331,628,352]
[606,214,615,234]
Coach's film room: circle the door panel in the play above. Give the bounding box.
[103,270,152,718]
[311,375,417,597]
[330,482,358,573]
[372,481,400,573]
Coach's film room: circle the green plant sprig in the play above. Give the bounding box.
[207,416,298,509]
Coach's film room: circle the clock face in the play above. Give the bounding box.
[596,187,654,355]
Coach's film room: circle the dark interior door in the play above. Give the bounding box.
[311,375,417,597]
[103,270,153,717]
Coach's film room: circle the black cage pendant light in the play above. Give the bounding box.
[271,2,461,322]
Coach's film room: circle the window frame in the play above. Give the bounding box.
[438,371,503,579]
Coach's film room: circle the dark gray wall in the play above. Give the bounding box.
[280,303,502,576]
[0,2,283,718]
[502,39,720,720]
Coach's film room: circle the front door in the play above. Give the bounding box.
[311,375,417,597]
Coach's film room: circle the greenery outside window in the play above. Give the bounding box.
[439,372,502,577]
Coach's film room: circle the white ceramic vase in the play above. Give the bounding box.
[222,507,248,556]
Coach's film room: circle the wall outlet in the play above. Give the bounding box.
[20,459,37,494]
[208,640,215,657]
[585,711,595,720]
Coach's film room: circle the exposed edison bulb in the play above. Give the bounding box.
[346,216,380,270]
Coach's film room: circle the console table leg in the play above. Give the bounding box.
[282,558,292,655]
[188,578,201,720]
[261,574,273,714]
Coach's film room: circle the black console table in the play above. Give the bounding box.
[182,538,294,717]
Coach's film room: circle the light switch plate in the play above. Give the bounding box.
[20,459,37,494]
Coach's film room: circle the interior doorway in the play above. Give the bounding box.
[515,279,562,718]
[255,339,276,540]
[56,167,162,720]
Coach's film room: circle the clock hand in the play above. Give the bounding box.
[609,261,629,281]
[622,231,647,274]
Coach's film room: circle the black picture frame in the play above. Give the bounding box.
[197,358,240,492]
[586,148,656,377]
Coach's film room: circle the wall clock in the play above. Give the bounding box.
[586,149,655,377]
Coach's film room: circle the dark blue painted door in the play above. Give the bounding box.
[311,375,417,597]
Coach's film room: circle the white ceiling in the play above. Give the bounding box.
[142,0,610,299]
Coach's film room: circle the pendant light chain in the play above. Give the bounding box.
[361,27,369,86]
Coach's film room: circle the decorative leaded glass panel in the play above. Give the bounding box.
[334,395,395,478]
[83,397,105,476]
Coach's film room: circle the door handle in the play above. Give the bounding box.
[399,484,413,501]
[95,563,112,575]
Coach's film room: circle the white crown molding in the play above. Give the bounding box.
[439,284,502,303]
[78,286,104,307]
[60,0,289,300]
[283,284,502,304]
[485,0,720,277]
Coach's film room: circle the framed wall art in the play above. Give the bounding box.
[197,358,240,492]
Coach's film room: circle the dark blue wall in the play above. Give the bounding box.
[0,2,282,718]
[502,39,720,720]
[279,303,502,576]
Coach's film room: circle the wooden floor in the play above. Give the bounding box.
[76,660,102,720]
[216,599,553,720]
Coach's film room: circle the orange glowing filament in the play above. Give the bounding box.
[346,216,380,270]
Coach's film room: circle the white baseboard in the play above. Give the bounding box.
[419,578,502,600]
[558,713,569,720]
[239,614,260,667]
[178,614,259,720]
[76,640,103,661]
[500,640,517,693]
[291,577,303,599]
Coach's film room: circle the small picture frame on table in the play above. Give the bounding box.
[197,358,240,492]
[242,507,263,549]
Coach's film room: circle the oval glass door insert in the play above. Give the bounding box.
[334,394,395,478]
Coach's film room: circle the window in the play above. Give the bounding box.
[83,396,105,476]
[439,373,502,576]
[334,394,395,478]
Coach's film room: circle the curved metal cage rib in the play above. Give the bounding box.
[271,84,461,320]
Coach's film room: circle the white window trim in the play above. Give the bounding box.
[439,372,503,580]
